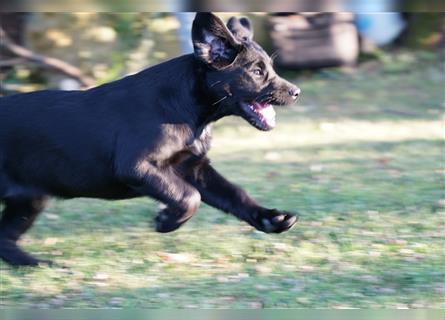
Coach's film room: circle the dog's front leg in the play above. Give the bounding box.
[181,158,297,233]
[120,164,201,233]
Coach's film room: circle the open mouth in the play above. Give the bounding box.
[240,101,276,131]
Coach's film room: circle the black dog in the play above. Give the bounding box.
[0,13,300,266]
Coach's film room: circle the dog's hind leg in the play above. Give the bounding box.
[0,196,49,266]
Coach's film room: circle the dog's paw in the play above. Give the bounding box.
[252,209,298,233]
[155,210,180,233]
[0,240,54,267]
[154,208,193,233]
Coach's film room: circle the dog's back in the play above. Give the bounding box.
[0,54,203,200]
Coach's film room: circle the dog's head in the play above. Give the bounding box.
[192,13,300,131]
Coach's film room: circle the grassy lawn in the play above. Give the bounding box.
[0,51,444,308]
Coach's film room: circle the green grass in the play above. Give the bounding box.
[1,50,444,308]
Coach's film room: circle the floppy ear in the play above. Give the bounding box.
[227,16,253,41]
[192,12,241,69]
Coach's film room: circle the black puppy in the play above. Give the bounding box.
[0,13,300,266]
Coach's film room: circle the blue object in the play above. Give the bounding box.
[355,13,406,46]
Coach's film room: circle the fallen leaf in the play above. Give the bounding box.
[45,213,60,220]
[109,297,124,306]
[43,237,59,246]
[157,252,195,264]
[92,272,109,281]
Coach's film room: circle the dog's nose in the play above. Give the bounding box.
[288,87,301,99]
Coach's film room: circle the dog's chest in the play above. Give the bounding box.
[164,126,212,166]
[187,126,212,156]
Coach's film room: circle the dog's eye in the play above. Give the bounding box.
[253,68,264,76]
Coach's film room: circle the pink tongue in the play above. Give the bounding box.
[252,102,267,110]
[256,104,276,127]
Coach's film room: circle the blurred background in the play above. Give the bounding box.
[0,13,444,308]
[0,13,444,91]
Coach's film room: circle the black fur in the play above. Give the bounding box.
[0,13,300,266]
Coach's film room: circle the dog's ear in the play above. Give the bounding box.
[227,16,253,41]
[192,12,241,69]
